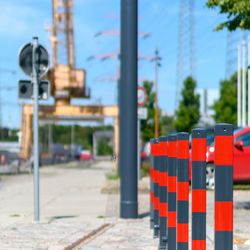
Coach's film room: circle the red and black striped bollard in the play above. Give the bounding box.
[191,128,207,250]
[167,134,177,250]
[153,138,160,238]
[159,136,168,249]
[150,139,156,229]
[177,132,189,250]
[214,124,233,250]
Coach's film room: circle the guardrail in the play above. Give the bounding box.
[149,123,234,250]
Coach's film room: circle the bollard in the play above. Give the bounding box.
[167,134,177,250]
[150,139,156,229]
[214,124,234,250]
[191,128,207,250]
[177,133,189,250]
[158,136,168,250]
[153,138,160,238]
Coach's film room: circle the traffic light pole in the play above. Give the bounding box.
[119,0,138,218]
[32,37,40,222]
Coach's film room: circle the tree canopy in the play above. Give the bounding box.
[211,73,237,125]
[174,76,200,132]
[140,81,159,142]
[206,0,250,31]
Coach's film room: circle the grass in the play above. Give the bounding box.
[234,184,250,190]
[106,169,120,180]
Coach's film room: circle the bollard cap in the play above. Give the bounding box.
[215,123,234,136]
[192,128,206,138]
[158,136,168,142]
[168,134,177,141]
[177,132,189,140]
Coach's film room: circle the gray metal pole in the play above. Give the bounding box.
[242,42,246,127]
[247,36,250,126]
[32,37,40,222]
[120,0,138,218]
[237,45,242,127]
[137,119,141,180]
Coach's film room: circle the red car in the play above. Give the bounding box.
[206,127,250,189]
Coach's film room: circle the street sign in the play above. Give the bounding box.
[138,107,148,120]
[18,43,49,78]
[137,86,147,107]
[18,37,50,223]
[18,80,50,100]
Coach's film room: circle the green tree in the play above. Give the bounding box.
[161,114,175,135]
[174,76,200,132]
[206,0,250,31]
[140,81,157,142]
[97,138,113,156]
[212,73,237,125]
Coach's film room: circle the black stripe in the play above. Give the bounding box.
[177,132,189,140]
[177,159,189,182]
[159,186,167,203]
[177,242,188,250]
[214,123,234,136]
[192,161,206,190]
[168,192,176,211]
[177,201,189,223]
[168,157,177,176]
[160,217,167,247]
[168,134,177,141]
[191,128,206,138]
[192,212,206,240]
[159,136,168,142]
[215,166,233,201]
[168,228,176,250]
[215,231,233,250]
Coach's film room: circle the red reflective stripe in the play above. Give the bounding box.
[192,240,206,250]
[168,176,177,192]
[159,172,168,187]
[215,136,233,165]
[177,223,188,242]
[192,190,206,213]
[155,197,160,210]
[155,170,159,184]
[150,168,154,181]
[162,141,168,156]
[150,191,154,204]
[168,141,177,157]
[177,182,189,201]
[151,143,155,156]
[155,143,161,156]
[192,138,206,161]
[215,201,233,231]
[168,211,176,227]
[177,140,189,159]
[159,202,168,217]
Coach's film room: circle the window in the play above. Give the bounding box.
[236,133,250,146]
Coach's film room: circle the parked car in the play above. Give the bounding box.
[205,127,250,189]
[80,150,92,161]
[141,142,151,162]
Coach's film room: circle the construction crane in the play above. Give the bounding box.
[19,0,119,160]
[48,0,90,105]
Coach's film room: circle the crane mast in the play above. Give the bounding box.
[52,0,75,68]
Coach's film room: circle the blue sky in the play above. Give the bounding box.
[0,0,232,128]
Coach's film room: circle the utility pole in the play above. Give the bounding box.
[71,124,75,159]
[153,49,161,138]
[120,0,138,218]
[237,45,242,127]
[242,42,246,127]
